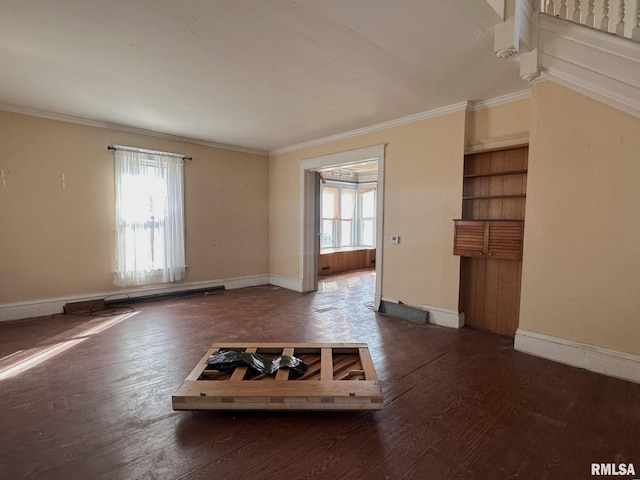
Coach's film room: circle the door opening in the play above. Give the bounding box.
[299,145,385,309]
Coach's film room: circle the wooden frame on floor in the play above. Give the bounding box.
[172,343,384,411]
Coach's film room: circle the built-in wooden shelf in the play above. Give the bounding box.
[462,194,527,200]
[456,146,529,338]
[454,218,523,222]
[463,169,528,178]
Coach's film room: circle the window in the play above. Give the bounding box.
[359,188,376,247]
[321,187,338,248]
[320,181,376,250]
[113,148,186,287]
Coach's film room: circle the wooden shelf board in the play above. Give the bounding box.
[463,169,527,178]
[462,194,526,200]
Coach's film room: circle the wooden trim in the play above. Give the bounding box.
[230,347,257,381]
[318,249,376,276]
[358,347,378,381]
[321,347,334,381]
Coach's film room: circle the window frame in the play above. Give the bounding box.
[320,180,376,251]
[113,148,186,287]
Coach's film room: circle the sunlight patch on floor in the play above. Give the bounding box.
[318,281,339,292]
[0,311,138,381]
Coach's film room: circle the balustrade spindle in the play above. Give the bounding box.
[541,0,639,42]
[601,0,611,31]
[616,0,626,36]
[633,0,640,41]
[560,0,568,18]
[547,0,556,15]
[586,0,595,26]
[573,0,582,22]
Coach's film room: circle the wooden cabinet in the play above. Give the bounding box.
[453,220,524,260]
[455,146,528,337]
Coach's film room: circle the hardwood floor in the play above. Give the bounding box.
[0,269,638,479]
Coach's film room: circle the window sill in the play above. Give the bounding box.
[320,246,375,255]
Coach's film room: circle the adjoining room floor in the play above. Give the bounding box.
[0,269,638,479]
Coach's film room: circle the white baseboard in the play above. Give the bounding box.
[515,329,640,384]
[223,274,270,291]
[268,274,303,292]
[0,274,270,322]
[422,304,465,329]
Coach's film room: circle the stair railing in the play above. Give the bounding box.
[541,0,640,41]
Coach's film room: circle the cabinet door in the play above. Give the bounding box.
[487,221,524,260]
[453,221,486,257]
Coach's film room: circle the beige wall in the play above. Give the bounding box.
[7,81,637,359]
[0,111,269,305]
[466,98,530,145]
[520,82,640,355]
[270,111,467,311]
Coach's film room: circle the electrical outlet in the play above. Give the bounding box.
[391,235,400,245]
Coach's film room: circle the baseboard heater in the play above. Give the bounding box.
[64,299,107,315]
[105,285,226,307]
[378,300,429,324]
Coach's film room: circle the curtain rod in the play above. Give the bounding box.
[108,145,192,161]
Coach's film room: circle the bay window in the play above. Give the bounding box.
[321,181,376,250]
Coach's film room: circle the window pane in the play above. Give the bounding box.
[114,150,185,287]
[361,189,375,218]
[322,219,335,248]
[322,187,338,219]
[341,189,355,220]
[340,220,352,247]
[362,219,374,246]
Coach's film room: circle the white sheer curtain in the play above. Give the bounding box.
[113,148,185,287]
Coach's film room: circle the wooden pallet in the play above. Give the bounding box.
[172,343,383,411]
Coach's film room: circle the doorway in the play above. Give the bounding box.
[299,145,385,309]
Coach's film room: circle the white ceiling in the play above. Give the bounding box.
[0,0,526,153]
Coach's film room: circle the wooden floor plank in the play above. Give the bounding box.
[0,268,638,480]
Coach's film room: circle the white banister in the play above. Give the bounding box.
[540,0,639,41]
[586,0,596,26]
[616,0,626,36]
[633,1,640,40]
[547,0,556,14]
[560,0,568,18]
[573,0,582,22]
[601,0,611,31]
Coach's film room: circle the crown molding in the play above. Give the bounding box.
[0,103,268,156]
[271,90,532,156]
[270,101,470,156]
[468,89,532,111]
